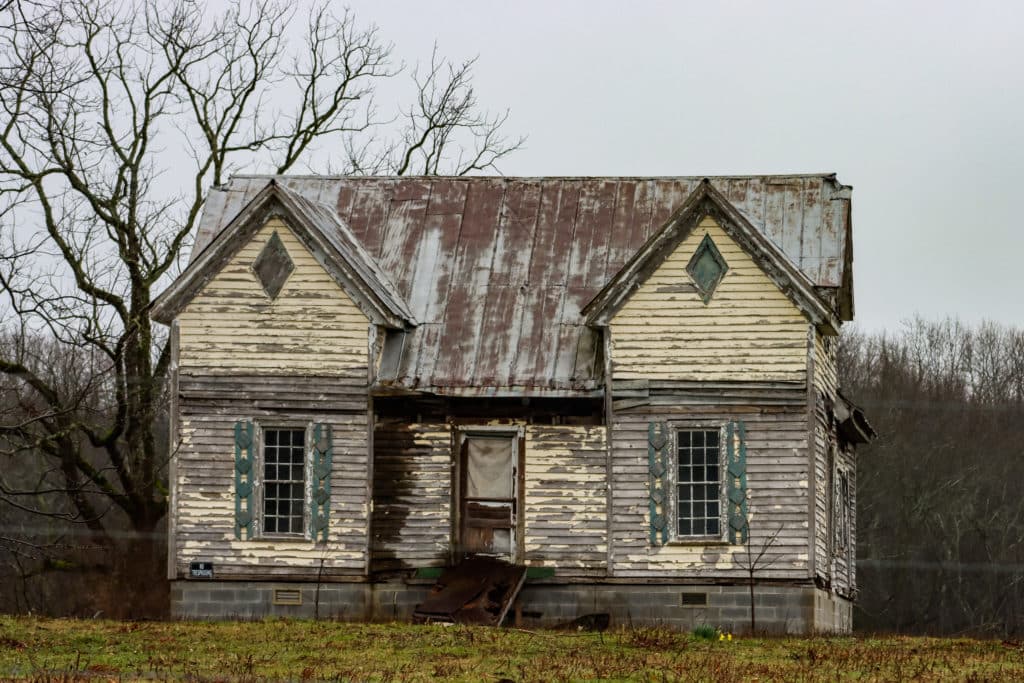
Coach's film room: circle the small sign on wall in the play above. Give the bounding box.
[189,561,214,579]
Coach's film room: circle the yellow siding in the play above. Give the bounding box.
[610,216,810,382]
[178,219,370,374]
[524,424,607,571]
[813,331,839,400]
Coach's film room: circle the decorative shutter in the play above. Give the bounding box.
[648,422,670,546]
[234,420,256,540]
[726,420,748,544]
[311,422,333,542]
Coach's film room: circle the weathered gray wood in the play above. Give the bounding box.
[167,320,180,580]
[171,372,370,580]
[610,402,812,581]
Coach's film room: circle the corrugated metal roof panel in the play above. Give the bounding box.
[189,175,852,392]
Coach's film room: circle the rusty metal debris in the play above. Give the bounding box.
[413,556,527,626]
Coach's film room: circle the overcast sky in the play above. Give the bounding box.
[322,0,1022,333]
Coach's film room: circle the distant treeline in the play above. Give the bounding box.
[843,318,1024,636]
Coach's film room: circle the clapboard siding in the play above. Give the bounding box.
[610,216,810,383]
[371,421,453,570]
[177,218,370,375]
[524,425,608,574]
[833,444,857,596]
[172,374,370,579]
[610,400,811,580]
[812,331,839,584]
[370,421,609,575]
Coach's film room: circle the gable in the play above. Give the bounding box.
[152,181,413,329]
[609,216,809,383]
[177,219,371,374]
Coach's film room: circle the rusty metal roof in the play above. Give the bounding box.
[190,175,853,394]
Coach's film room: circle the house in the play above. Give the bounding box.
[151,174,874,633]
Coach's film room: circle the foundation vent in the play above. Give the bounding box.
[681,592,708,607]
[273,588,303,606]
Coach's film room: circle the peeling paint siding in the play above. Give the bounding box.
[524,425,608,571]
[812,332,839,585]
[370,421,609,575]
[172,376,370,579]
[371,421,453,570]
[178,219,370,374]
[831,445,856,596]
[610,217,809,382]
[610,402,811,580]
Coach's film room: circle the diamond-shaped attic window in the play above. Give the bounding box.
[252,231,295,299]
[686,234,728,304]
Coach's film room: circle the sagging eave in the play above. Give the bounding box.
[581,178,841,336]
[150,179,415,329]
[369,382,604,399]
[836,391,876,446]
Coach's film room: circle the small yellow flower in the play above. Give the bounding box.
[719,633,725,641]
[727,633,733,641]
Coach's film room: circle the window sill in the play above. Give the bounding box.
[256,533,310,542]
[665,538,731,547]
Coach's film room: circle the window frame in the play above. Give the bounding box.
[669,424,729,544]
[254,421,314,540]
[832,462,852,557]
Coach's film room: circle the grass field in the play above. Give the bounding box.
[1,616,1023,681]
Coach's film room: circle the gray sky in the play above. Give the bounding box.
[336,0,1024,332]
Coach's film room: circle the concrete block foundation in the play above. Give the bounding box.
[171,580,852,634]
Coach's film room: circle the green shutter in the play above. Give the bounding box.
[311,422,333,543]
[234,420,256,540]
[648,422,670,546]
[726,420,748,544]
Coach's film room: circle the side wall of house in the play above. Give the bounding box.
[172,219,373,579]
[371,421,607,577]
[609,216,809,383]
[811,329,856,596]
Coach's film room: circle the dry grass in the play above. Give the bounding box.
[1,616,1022,681]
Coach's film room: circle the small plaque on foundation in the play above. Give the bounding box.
[189,561,214,579]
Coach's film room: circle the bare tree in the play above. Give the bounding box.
[0,0,522,612]
[733,518,783,634]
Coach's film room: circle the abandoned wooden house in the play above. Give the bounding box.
[151,174,874,633]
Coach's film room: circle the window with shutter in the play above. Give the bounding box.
[649,420,748,545]
[232,420,332,542]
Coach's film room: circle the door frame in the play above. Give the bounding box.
[451,425,526,564]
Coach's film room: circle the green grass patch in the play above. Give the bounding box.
[1,616,1022,681]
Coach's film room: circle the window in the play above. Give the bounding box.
[262,427,306,535]
[833,466,851,555]
[233,420,331,542]
[676,429,724,539]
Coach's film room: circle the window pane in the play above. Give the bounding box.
[263,428,306,535]
[465,436,514,499]
[676,429,722,537]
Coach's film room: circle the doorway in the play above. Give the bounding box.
[455,430,523,563]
